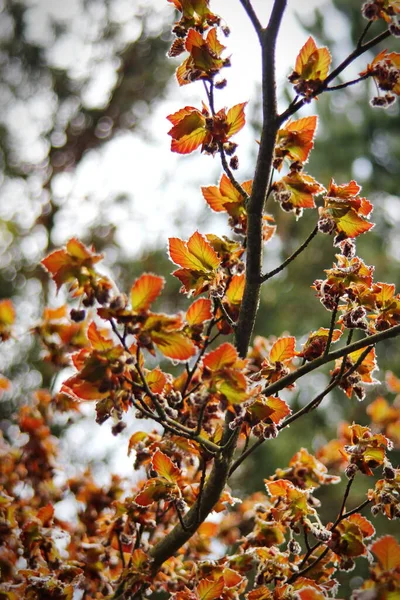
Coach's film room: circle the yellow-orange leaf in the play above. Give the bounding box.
[186,298,212,326]
[371,535,400,571]
[0,299,15,325]
[203,342,238,371]
[226,274,245,306]
[169,232,220,272]
[146,368,168,394]
[131,273,165,312]
[152,449,181,484]
[335,210,374,239]
[87,322,114,351]
[187,231,221,270]
[151,330,196,361]
[269,336,296,364]
[197,578,225,600]
[275,116,318,167]
[0,376,11,395]
[226,102,247,137]
[295,36,331,81]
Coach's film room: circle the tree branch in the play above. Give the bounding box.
[235,0,287,358]
[143,3,289,579]
[239,0,263,39]
[228,342,372,476]
[262,324,400,398]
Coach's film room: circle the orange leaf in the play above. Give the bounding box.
[226,102,247,137]
[0,299,15,327]
[167,107,207,154]
[203,343,238,371]
[216,370,248,404]
[275,116,318,167]
[295,36,331,80]
[269,336,296,364]
[226,274,245,306]
[61,378,108,401]
[335,210,374,239]
[186,298,213,326]
[370,535,400,571]
[134,478,177,507]
[152,449,182,484]
[297,589,326,600]
[131,273,164,311]
[169,232,220,272]
[197,578,225,600]
[274,172,325,214]
[202,174,250,213]
[131,549,150,570]
[264,396,292,424]
[146,368,168,394]
[347,513,375,539]
[151,330,196,361]
[187,231,221,270]
[87,322,114,351]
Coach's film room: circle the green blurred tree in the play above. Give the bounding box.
[0,0,174,406]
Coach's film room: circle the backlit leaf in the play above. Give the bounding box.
[295,36,331,81]
[197,577,225,600]
[269,336,297,364]
[146,368,168,394]
[226,102,247,137]
[226,274,245,306]
[87,322,114,351]
[169,232,220,272]
[151,330,196,361]
[152,449,182,484]
[203,343,238,371]
[134,478,177,507]
[131,273,165,311]
[186,298,213,326]
[274,116,318,169]
[370,535,400,571]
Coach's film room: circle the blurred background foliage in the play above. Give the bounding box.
[1,0,399,592]
[0,0,177,403]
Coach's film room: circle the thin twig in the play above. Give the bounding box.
[218,142,250,201]
[117,535,126,569]
[174,501,190,532]
[278,29,391,125]
[196,459,208,526]
[261,225,318,283]
[324,297,340,357]
[239,0,263,39]
[280,342,373,430]
[182,313,217,398]
[229,341,378,475]
[342,498,371,519]
[326,73,371,92]
[215,297,237,329]
[304,528,311,553]
[357,20,373,48]
[229,436,264,476]
[262,324,400,398]
[333,476,355,526]
[289,480,371,584]
[195,397,209,436]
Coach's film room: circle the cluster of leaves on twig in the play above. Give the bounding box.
[1,0,400,598]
